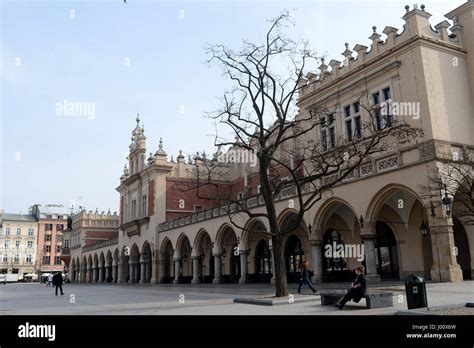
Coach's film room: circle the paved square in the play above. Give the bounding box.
[1,281,472,315]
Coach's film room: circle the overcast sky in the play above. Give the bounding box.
[0,0,465,214]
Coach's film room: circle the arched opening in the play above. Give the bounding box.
[106,250,113,283]
[255,239,272,283]
[129,244,140,283]
[99,252,106,283]
[229,243,240,282]
[322,228,351,282]
[177,235,192,283]
[368,185,433,280]
[120,246,130,283]
[216,225,239,284]
[194,230,214,283]
[453,217,472,280]
[141,242,153,284]
[285,235,304,283]
[161,239,174,283]
[375,222,399,279]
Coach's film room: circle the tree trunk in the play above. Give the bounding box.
[272,234,289,297]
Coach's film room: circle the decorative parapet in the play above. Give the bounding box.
[299,4,463,99]
[82,238,118,253]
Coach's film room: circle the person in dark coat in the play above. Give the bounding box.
[335,265,366,309]
[297,260,317,294]
[52,272,64,296]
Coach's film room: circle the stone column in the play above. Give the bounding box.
[105,264,111,282]
[150,259,160,284]
[87,266,92,282]
[113,264,118,283]
[92,267,98,283]
[310,239,323,284]
[145,262,150,283]
[128,262,135,283]
[361,223,380,282]
[98,267,104,283]
[173,259,181,284]
[134,262,140,283]
[239,250,248,284]
[212,254,222,284]
[429,218,463,282]
[191,256,200,284]
[140,261,146,284]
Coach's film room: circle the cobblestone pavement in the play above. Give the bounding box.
[0,280,472,315]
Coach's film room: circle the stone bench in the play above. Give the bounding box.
[320,292,393,309]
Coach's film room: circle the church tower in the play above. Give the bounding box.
[128,113,146,176]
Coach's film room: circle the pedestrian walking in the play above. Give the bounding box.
[297,260,317,294]
[47,274,53,287]
[52,272,64,296]
[335,265,366,309]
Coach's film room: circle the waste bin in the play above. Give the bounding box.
[405,274,428,309]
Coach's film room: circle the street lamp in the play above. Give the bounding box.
[419,220,429,237]
[442,191,452,217]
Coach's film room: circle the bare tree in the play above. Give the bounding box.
[424,148,474,224]
[185,12,421,297]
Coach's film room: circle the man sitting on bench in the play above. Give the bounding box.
[335,265,366,310]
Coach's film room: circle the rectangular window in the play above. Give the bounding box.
[344,105,351,117]
[372,92,380,105]
[329,128,336,149]
[14,254,19,263]
[64,239,69,248]
[131,200,137,220]
[383,87,391,101]
[2,255,7,263]
[45,245,51,253]
[56,245,61,253]
[15,241,20,248]
[26,255,32,263]
[320,113,336,151]
[142,195,147,217]
[6,228,10,236]
[346,120,353,142]
[56,224,63,232]
[4,240,9,248]
[28,228,34,236]
[54,256,61,265]
[27,241,33,248]
[372,86,393,131]
[353,102,360,114]
[56,234,62,242]
[43,256,50,265]
[45,234,52,242]
[16,228,21,235]
[355,116,362,139]
[320,129,328,151]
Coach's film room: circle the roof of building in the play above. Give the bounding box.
[1,213,37,222]
[33,204,69,217]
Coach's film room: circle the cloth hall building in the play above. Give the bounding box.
[68,1,474,286]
